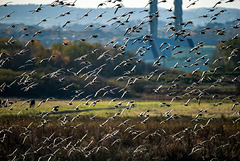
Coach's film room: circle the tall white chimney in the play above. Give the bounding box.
[149,0,158,38]
[174,0,183,31]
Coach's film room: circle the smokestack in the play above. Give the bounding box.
[174,0,183,31]
[149,0,158,38]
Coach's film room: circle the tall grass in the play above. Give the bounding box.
[0,115,239,161]
[0,100,239,160]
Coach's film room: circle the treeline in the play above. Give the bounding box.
[1,36,240,99]
[0,37,159,99]
[0,37,158,76]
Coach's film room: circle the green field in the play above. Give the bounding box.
[0,99,237,118]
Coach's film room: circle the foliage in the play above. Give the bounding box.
[0,69,21,83]
[211,37,240,73]
[209,37,240,94]
[1,36,240,99]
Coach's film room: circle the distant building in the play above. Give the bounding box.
[126,0,195,69]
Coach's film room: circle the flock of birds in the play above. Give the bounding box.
[0,0,240,160]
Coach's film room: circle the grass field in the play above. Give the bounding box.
[0,99,240,161]
[0,99,238,118]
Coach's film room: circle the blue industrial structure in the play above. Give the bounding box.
[126,0,194,64]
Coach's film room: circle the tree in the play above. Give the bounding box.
[211,36,240,94]
[211,36,240,73]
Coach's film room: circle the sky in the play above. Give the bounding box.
[1,0,240,10]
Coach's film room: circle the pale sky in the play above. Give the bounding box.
[1,0,240,10]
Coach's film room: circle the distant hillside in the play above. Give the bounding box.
[0,5,239,28]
